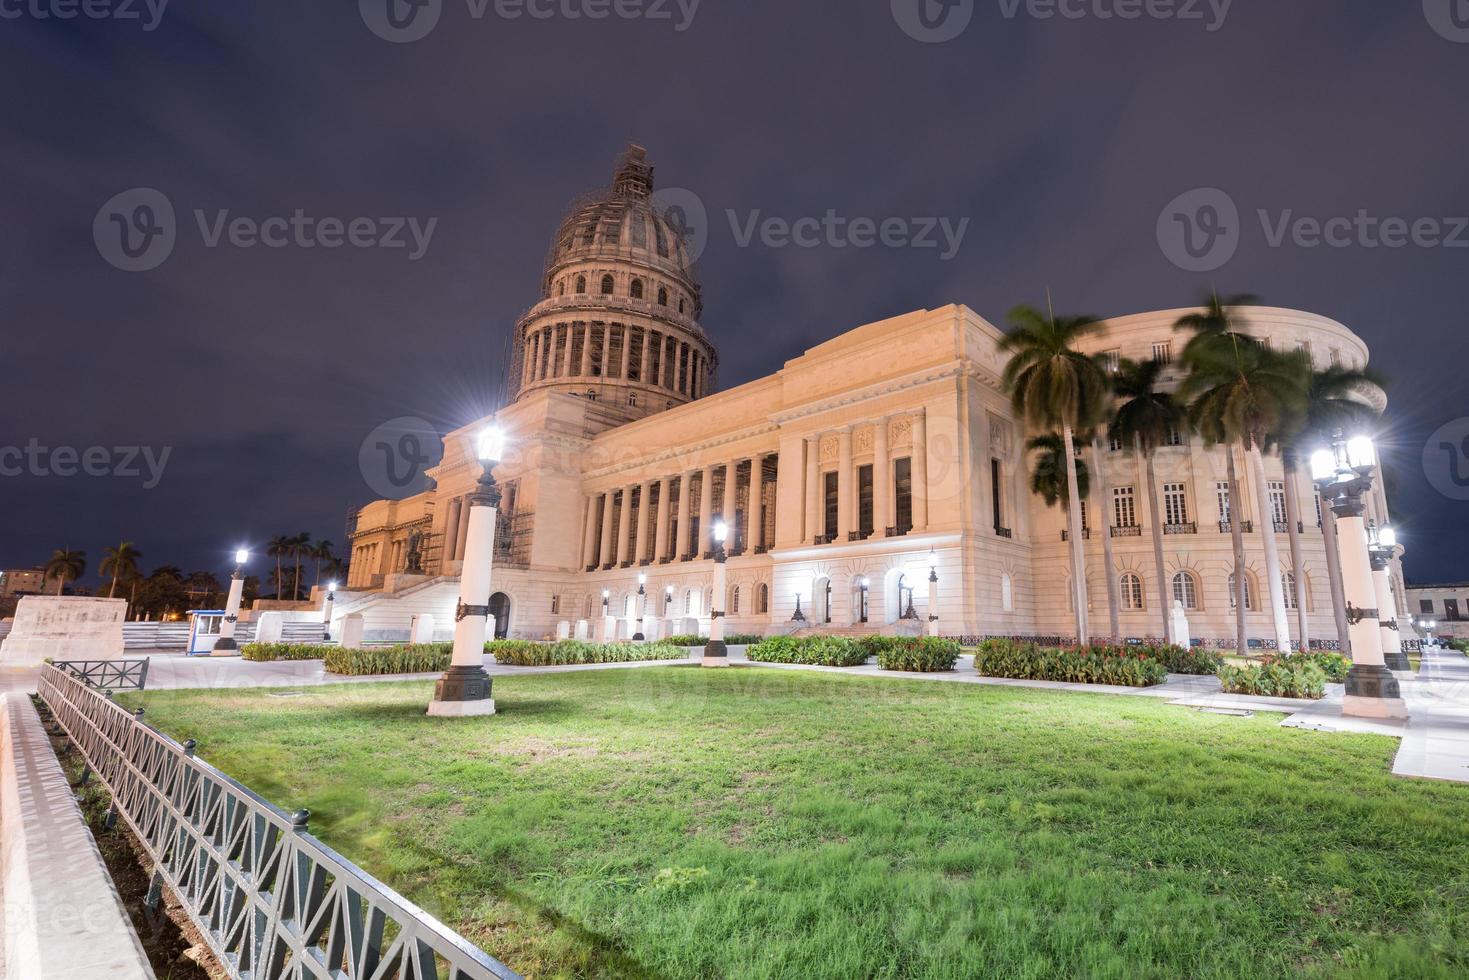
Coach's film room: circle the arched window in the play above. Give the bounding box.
[1172,571,1199,611]
[657,286,668,306]
[1121,572,1144,610]
[557,280,565,297]
[678,298,686,314]
[1001,573,1014,612]
[600,274,615,295]
[575,275,586,294]
[1227,572,1255,611]
[757,583,769,614]
[705,588,714,616]
[630,279,644,300]
[1282,571,1299,610]
[732,586,741,614]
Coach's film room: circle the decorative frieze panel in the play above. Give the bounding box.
[889,415,914,449]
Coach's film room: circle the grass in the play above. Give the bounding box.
[119,667,1469,979]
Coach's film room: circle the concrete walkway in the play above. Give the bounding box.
[1392,646,1469,782]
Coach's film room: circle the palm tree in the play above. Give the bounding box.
[1108,358,1188,643]
[266,535,292,599]
[1178,327,1308,655]
[45,548,86,595]
[99,542,142,599]
[185,570,222,605]
[310,539,335,589]
[1281,361,1387,653]
[1028,434,1092,624]
[289,532,312,600]
[1000,303,1109,643]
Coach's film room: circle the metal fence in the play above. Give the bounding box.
[38,664,521,980]
[53,657,151,691]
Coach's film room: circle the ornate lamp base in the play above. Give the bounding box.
[702,640,728,667]
[428,665,496,718]
[1383,649,1412,672]
[211,637,239,657]
[1342,664,1408,720]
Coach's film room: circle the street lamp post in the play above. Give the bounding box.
[322,579,337,641]
[633,572,647,641]
[926,549,940,638]
[1366,523,1411,672]
[791,589,807,625]
[1311,432,1407,719]
[428,427,504,719]
[858,577,870,624]
[703,520,729,667]
[212,549,249,656]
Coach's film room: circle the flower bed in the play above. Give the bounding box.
[859,636,961,672]
[664,633,763,647]
[486,640,688,666]
[746,635,870,667]
[1217,661,1327,699]
[323,643,454,676]
[241,642,336,662]
[1263,650,1351,683]
[1117,643,1223,675]
[974,638,1167,687]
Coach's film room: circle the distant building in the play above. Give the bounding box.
[1405,583,1469,640]
[0,568,49,598]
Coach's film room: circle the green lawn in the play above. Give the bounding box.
[120,667,1469,979]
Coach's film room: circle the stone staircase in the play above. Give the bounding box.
[330,577,460,644]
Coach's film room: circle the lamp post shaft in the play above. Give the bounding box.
[429,494,498,717]
[1371,561,1410,672]
[1336,512,1406,719]
[212,572,245,656]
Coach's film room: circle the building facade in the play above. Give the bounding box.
[1404,583,1469,641]
[340,146,1403,648]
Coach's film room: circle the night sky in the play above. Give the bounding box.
[3,2,1467,587]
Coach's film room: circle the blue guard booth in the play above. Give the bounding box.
[187,609,226,655]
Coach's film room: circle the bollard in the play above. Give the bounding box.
[144,870,165,911]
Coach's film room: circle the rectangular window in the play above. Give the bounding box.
[1421,599,1435,614]
[1165,424,1185,447]
[1152,341,1172,364]
[1108,432,1123,452]
[1113,486,1137,528]
[823,471,839,540]
[1101,349,1120,373]
[1315,493,1323,526]
[858,464,874,537]
[1079,501,1089,533]
[1447,599,1462,621]
[990,458,1004,531]
[1269,481,1287,524]
[894,457,913,531]
[1164,483,1188,525]
[1217,481,1232,523]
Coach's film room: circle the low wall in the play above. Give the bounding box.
[0,597,126,665]
[0,693,155,979]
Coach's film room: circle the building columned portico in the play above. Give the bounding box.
[343,145,1404,647]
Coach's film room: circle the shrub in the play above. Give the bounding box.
[241,642,335,662]
[870,636,961,672]
[487,640,687,666]
[1448,637,1467,654]
[1263,650,1351,683]
[1119,643,1223,675]
[1217,661,1327,699]
[726,633,764,646]
[747,635,870,667]
[664,634,708,646]
[974,638,1167,687]
[324,643,453,676]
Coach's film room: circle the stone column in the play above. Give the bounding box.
[578,324,591,376]
[675,472,694,559]
[559,325,573,377]
[636,480,655,564]
[873,417,890,535]
[582,495,600,568]
[698,464,715,556]
[1372,554,1410,671]
[749,454,765,552]
[654,476,672,561]
[641,329,655,385]
[912,411,929,531]
[599,491,616,568]
[805,435,821,542]
[444,497,463,563]
[1336,505,1405,719]
[616,486,633,565]
[722,459,738,544]
[837,428,854,541]
[619,325,632,379]
[522,330,536,388]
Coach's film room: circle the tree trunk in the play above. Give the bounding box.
[1141,439,1170,643]
[275,559,283,601]
[1092,437,1120,642]
[1227,449,1248,657]
[1282,455,1310,651]
[1062,423,1088,644]
[1318,490,1352,657]
[1248,445,1293,653]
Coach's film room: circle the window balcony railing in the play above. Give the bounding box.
[1272,520,1304,534]
[1164,522,1197,535]
[1218,520,1254,534]
[848,529,875,542]
[1110,525,1142,537]
[812,533,837,546]
[995,526,1013,539]
[1062,529,1091,541]
[754,544,770,555]
[885,523,914,538]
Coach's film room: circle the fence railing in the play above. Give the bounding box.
[37,664,521,980]
[53,657,151,691]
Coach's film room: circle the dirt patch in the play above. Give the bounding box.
[36,697,225,980]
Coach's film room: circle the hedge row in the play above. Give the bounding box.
[1261,650,1351,682]
[1217,661,1327,699]
[324,643,454,676]
[746,635,871,667]
[241,642,336,662]
[974,638,1167,687]
[664,633,764,647]
[1107,643,1223,675]
[864,636,961,672]
[487,639,689,666]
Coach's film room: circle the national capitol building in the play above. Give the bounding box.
[339,146,1405,646]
